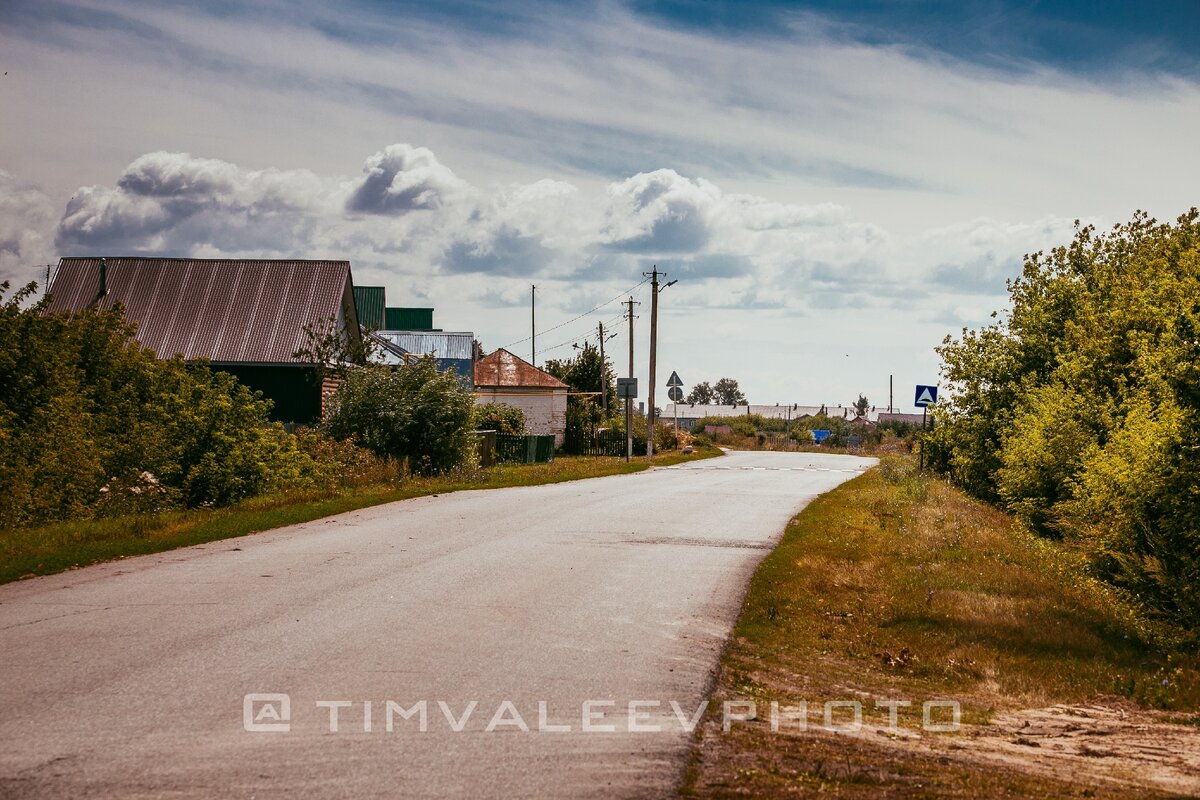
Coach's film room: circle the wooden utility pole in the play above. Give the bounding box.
[646,267,659,462]
[530,285,536,366]
[626,297,635,462]
[598,321,607,415]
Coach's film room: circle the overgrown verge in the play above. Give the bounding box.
[1,447,721,584]
[682,456,1199,799]
[930,209,1200,632]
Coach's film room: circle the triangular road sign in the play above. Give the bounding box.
[914,385,938,406]
[666,371,683,387]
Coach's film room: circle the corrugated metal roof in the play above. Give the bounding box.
[375,330,474,361]
[45,257,355,364]
[354,286,386,330]
[474,348,568,389]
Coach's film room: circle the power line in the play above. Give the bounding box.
[499,277,649,351]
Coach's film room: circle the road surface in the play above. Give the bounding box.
[0,450,875,799]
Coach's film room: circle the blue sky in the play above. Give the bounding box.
[1,0,1197,407]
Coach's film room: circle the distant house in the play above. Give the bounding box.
[876,412,926,426]
[669,404,834,431]
[45,257,361,424]
[473,349,568,447]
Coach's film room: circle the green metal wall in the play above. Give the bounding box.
[385,307,434,331]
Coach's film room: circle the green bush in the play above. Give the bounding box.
[323,357,477,474]
[933,209,1200,628]
[0,283,326,526]
[473,403,526,435]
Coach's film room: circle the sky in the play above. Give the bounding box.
[2,0,1198,411]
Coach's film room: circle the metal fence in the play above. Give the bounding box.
[579,428,625,457]
[495,434,556,464]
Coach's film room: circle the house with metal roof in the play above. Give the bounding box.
[473,349,568,447]
[372,330,475,381]
[45,257,361,424]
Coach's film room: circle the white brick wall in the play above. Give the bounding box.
[475,389,568,448]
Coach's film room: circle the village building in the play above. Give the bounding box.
[45,257,360,424]
[473,349,568,447]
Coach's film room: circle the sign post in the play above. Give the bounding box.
[617,378,638,462]
[667,372,684,449]
[914,385,938,472]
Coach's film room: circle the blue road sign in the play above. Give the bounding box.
[914,385,938,407]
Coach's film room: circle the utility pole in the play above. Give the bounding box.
[645,267,660,462]
[597,321,607,415]
[530,285,537,366]
[626,297,635,462]
[889,374,894,413]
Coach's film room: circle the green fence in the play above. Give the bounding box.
[495,434,556,464]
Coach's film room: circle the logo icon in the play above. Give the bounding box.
[244,693,291,732]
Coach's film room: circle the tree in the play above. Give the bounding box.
[852,394,870,416]
[931,209,1200,627]
[713,377,747,406]
[293,315,377,383]
[323,357,477,474]
[686,381,715,404]
[544,343,616,452]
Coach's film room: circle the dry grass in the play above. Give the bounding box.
[681,455,1200,798]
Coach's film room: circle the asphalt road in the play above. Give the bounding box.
[0,450,875,799]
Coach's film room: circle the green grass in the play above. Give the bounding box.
[0,447,722,584]
[682,455,1200,799]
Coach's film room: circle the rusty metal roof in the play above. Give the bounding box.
[45,257,357,364]
[474,348,568,389]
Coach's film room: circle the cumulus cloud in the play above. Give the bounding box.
[46,143,1075,331]
[915,216,1081,295]
[440,179,578,275]
[346,144,468,215]
[0,171,57,284]
[600,170,720,254]
[56,151,331,254]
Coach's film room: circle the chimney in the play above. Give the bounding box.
[99,258,108,297]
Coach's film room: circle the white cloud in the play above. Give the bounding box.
[0,170,57,286]
[346,144,469,214]
[6,0,1197,402]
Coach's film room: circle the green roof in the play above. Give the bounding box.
[354,286,386,330]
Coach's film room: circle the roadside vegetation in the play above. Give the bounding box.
[0,281,720,582]
[545,341,679,453]
[684,456,1200,798]
[689,411,920,453]
[929,210,1200,636]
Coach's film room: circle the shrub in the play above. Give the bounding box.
[473,403,526,435]
[933,209,1200,628]
[323,357,477,474]
[0,283,322,525]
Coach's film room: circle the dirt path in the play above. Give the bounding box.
[943,703,1200,796]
